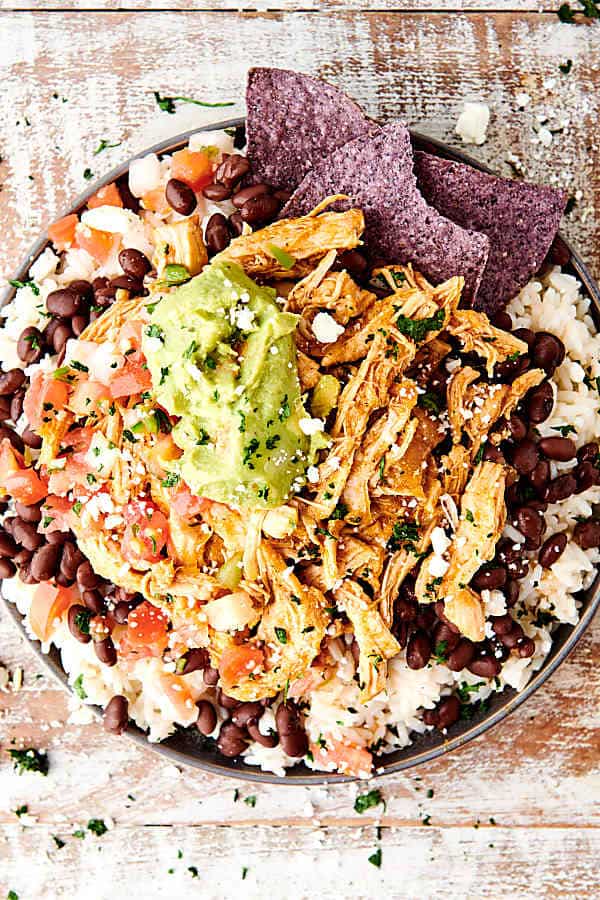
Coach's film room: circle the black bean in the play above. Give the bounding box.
[548,236,571,267]
[9,392,25,426]
[17,327,44,364]
[20,564,38,584]
[59,541,84,580]
[436,695,461,730]
[179,647,209,675]
[232,183,270,209]
[337,249,369,279]
[229,211,244,235]
[543,473,577,503]
[482,443,505,464]
[217,721,248,758]
[538,436,576,461]
[205,213,231,256]
[573,520,600,550]
[215,154,250,187]
[517,637,536,658]
[514,505,545,549]
[95,636,117,667]
[492,311,512,331]
[118,248,151,281]
[20,426,41,450]
[508,414,527,442]
[511,439,539,475]
[104,695,129,734]
[275,701,308,757]
[13,519,43,552]
[531,332,565,374]
[118,177,140,213]
[217,688,241,711]
[46,288,82,318]
[577,442,598,464]
[394,621,409,649]
[55,572,71,587]
[539,532,567,568]
[46,529,69,545]
[468,653,501,678]
[529,459,550,496]
[395,598,418,621]
[433,621,460,652]
[406,629,431,669]
[434,600,460,633]
[165,178,197,216]
[202,182,233,202]
[491,614,514,636]
[498,623,524,649]
[196,700,217,736]
[504,579,520,607]
[112,600,131,624]
[52,322,73,355]
[0,558,16,578]
[240,194,280,225]
[69,279,93,302]
[446,638,475,672]
[203,666,219,686]
[247,721,279,748]
[82,589,106,615]
[512,327,536,348]
[527,381,554,424]
[71,315,88,337]
[13,549,32,568]
[111,274,144,295]
[231,701,263,728]
[76,560,100,590]
[68,604,92,643]
[472,565,507,592]
[422,708,439,726]
[0,530,18,557]
[0,369,26,396]
[495,355,530,381]
[0,396,11,421]
[30,542,61,581]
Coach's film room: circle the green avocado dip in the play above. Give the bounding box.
[142,260,324,509]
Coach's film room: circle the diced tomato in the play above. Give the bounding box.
[47,213,79,251]
[117,320,145,353]
[171,484,204,520]
[39,495,75,533]
[109,354,152,399]
[118,600,169,661]
[122,500,169,565]
[218,644,265,686]
[171,148,214,192]
[69,379,112,417]
[29,583,79,642]
[47,453,93,496]
[24,371,70,430]
[75,224,120,264]
[140,188,171,215]
[87,182,123,209]
[310,738,373,778]
[62,426,95,454]
[0,439,47,505]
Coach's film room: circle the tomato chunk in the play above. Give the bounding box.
[39,495,75,533]
[126,601,169,646]
[218,644,265,686]
[30,583,79,642]
[122,500,169,564]
[75,224,120,263]
[24,370,69,430]
[171,484,204,520]
[88,182,123,209]
[109,354,152,399]
[47,214,78,251]
[0,439,47,505]
[310,738,373,778]
[171,148,214,192]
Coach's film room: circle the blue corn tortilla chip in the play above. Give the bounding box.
[414,151,568,314]
[281,123,490,305]
[245,67,378,192]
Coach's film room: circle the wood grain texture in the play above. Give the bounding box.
[0,9,599,900]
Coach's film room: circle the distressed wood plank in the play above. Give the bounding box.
[0,2,570,12]
[1,823,599,900]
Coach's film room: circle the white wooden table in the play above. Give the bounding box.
[0,6,599,899]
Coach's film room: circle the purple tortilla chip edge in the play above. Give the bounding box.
[414,151,568,314]
[281,122,490,305]
[245,67,378,193]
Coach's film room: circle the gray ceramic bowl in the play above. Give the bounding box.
[2,119,599,784]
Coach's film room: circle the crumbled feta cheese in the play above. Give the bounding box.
[429,555,450,578]
[312,312,345,344]
[455,102,490,146]
[128,153,162,198]
[431,526,451,557]
[299,417,325,436]
[306,465,320,483]
[81,205,141,235]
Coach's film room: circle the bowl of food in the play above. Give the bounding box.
[1,69,599,783]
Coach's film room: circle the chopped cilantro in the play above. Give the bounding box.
[153,90,234,113]
[418,391,442,414]
[330,502,348,520]
[73,674,87,700]
[552,424,576,437]
[274,627,288,644]
[243,795,257,807]
[243,438,260,465]
[93,138,122,155]
[52,835,66,849]
[354,788,385,814]
[368,848,382,868]
[14,804,28,818]
[188,866,199,878]
[8,748,48,776]
[72,829,86,839]
[465,509,475,523]
[395,308,445,342]
[122,429,138,443]
[161,471,180,488]
[278,394,290,421]
[387,520,419,553]
[432,640,448,664]
[241,866,249,880]
[87,818,107,836]
[265,434,280,450]
[145,323,164,342]
[9,278,39,296]
[83,168,94,180]
[163,263,191,286]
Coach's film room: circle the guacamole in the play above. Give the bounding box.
[143,260,321,509]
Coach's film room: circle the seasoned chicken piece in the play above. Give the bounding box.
[297,349,321,390]
[440,444,472,502]
[152,216,208,277]
[337,536,385,589]
[335,580,400,702]
[288,250,375,323]
[447,366,479,444]
[444,586,485,643]
[214,205,365,280]
[465,369,545,456]
[342,381,418,521]
[215,544,329,701]
[320,296,397,366]
[448,310,529,377]
[380,407,445,503]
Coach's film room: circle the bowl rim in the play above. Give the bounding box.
[2,117,599,786]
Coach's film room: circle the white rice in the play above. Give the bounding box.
[1,131,598,775]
